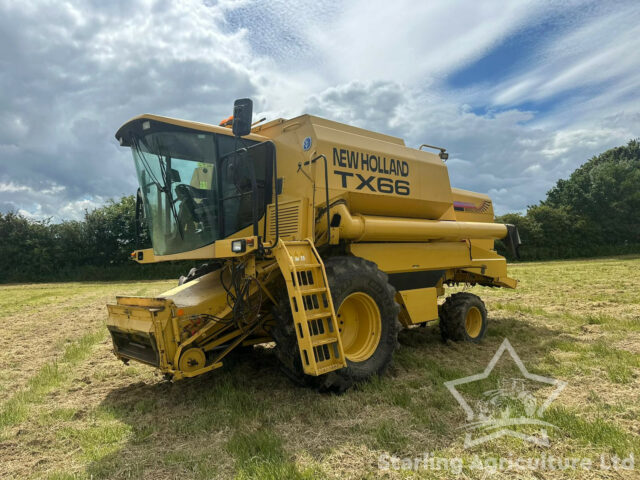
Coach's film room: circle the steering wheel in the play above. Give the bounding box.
[175,184,217,232]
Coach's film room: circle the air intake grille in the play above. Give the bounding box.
[267,200,301,241]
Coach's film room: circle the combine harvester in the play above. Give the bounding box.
[107,99,520,391]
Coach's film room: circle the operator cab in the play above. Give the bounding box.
[115,115,273,257]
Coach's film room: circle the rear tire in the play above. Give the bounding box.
[271,256,400,393]
[439,292,488,343]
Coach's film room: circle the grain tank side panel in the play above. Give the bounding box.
[308,120,454,220]
[257,115,456,220]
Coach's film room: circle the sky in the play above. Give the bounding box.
[1,0,639,220]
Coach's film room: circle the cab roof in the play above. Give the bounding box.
[115,114,269,147]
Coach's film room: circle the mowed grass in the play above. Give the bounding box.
[0,256,639,479]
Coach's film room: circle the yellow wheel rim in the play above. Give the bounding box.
[337,292,382,362]
[465,306,483,338]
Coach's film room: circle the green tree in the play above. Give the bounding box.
[0,196,178,283]
[498,139,640,260]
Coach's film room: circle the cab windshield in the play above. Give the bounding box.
[131,124,270,256]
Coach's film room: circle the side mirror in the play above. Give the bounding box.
[232,98,253,137]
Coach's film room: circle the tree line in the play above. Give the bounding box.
[0,196,192,283]
[1,140,638,282]
[496,139,640,260]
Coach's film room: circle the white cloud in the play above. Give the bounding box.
[57,197,106,221]
[489,4,640,118]
[0,180,93,221]
[0,182,32,193]
[0,0,265,219]
[0,0,638,219]
[306,1,550,85]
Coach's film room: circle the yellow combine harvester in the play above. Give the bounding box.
[107,99,520,392]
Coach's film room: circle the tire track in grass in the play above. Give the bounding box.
[0,329,107,434]
[0,290,108,404]
[0,281,174,403]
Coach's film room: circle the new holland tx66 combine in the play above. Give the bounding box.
[107,99,520,392]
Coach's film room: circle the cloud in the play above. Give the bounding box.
[306,1,551,85]
[0,0,638,220]
[1,0,303,222]
[0,0,265,220]
[485,3,640,120]
[305,81,407,132]
[303,79,636,213]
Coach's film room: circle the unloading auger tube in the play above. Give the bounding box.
[105,98,520,392]
[329,203,508,242]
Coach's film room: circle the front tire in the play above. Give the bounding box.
[272,256,400,392]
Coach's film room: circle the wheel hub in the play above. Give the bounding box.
[337,292,382,362]
[465,306,483,338]
[179,347,206,372]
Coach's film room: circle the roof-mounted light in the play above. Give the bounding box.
[419,143,448,161]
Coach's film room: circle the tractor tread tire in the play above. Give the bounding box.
[271,256,400,393]
[439,292,487,343]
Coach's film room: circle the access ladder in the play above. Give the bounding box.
[273,239,347,376]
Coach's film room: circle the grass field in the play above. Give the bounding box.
[1,256,639,479]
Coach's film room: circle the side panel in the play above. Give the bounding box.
[265,198,311,244]
[397,287,439,326]
[348,242,472,274]
[348,241,517,288]
[461,242,517,288]
[313,123,454,220]
[258,115,456,221]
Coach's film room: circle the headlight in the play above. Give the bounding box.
[231,239,246,253]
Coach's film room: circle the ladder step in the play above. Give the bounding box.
[316,363,344,375]
[305,312,332,320]
[298,287,328,294]
[311,337,340,347]
[292,263,321,270]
